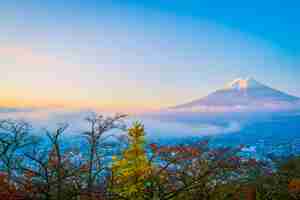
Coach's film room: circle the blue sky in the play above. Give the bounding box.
[0,0,299,111]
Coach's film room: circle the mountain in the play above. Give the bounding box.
[170,78,300,112]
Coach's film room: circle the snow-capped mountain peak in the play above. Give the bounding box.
[225,78,263,90]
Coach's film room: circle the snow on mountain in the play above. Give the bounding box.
[169,78,300,112]
[225,78,264,90]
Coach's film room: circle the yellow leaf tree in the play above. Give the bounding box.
[111,122,151,200]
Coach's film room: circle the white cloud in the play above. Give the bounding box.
[0,108,242,138]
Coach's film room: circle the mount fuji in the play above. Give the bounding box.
[141,78,300,143]
[169,78,300,113]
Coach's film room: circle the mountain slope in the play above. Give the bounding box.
[171,78,300,112]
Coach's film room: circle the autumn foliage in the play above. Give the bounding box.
[0,116,299,200]
[110,122,151,199]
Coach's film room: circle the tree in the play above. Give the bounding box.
[145,141,264,200]
[22,124,84,200]
[82,113,127,199]
[110,122,151,200]
[0,119,36,196]
[254,156,300,200]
